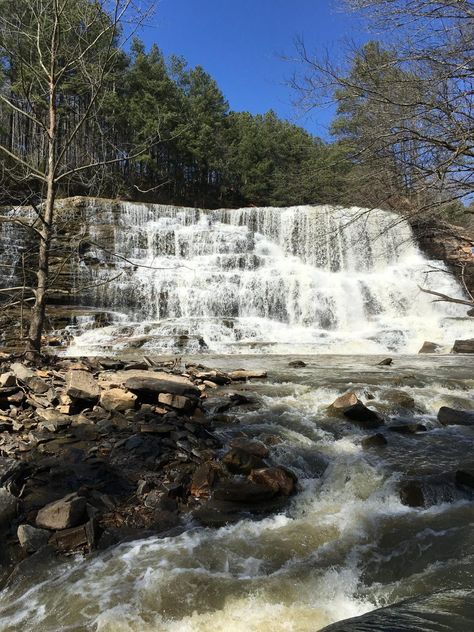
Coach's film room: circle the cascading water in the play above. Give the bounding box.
[68,201,471,355]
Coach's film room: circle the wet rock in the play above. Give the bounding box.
[222,448,266,475]
[377,357,393,366]
[98,358,124,370]
[438,406,474,426]
[399,473,465,508]
[213,479,277,503]
[193,370,231,385]
[455,469,474,490]
[193,496,288,527]
[122,370,201,398]
[343,402,384,427]
[100,388,137,412]
[327,392,359,414]
[249,467,296,496]
[227,370,267,381]
[158,393,197,414]
[0,488,18,527]
[387,422,427,434]
[452,339,474,353]
[384,390,416,411]
[361,433,388,448]
[36,493,87,530]
[49,519,96,552]
[418,341,441,354]
[288,360,307,368]
[229,437,269,459]
[17,524,50,553]
[65,370,100,402]
[190,462,217,498]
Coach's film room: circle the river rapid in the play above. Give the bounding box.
[0,353,473,631]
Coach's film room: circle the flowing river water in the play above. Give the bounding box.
[1,354,474,631]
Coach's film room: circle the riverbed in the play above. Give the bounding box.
[0,354,473,631]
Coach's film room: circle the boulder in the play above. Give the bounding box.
[377,357,393,366]
[384,390,416,411]
[213,479,277,503]
[120,370,200,398]
[0,372,16,388]
[27,376,50,395]
[343,402,384,427]
[36,493,87,530]
[418,341,441,354]
[387,422,427,434]
[190,462,217,498]
[249,467,296,496]
[288,360,307,368]
[438,406,474,426]
[452,339,474,353]
[455,470,474,489]
[10,362,35,383]
[222,448,266,475]
[361,433,388,448]
[65,370,100,402]
[328,392,359,414]
[227,370,267,381]
[399,473,463,508]
[100,388,137,412]
[49,520,96,552]
[194,370,231,385]
[36,409,72,431]
[229,437,269,459]
[17,524,50,553]
[0,488,18,527]
[158,393,197,414]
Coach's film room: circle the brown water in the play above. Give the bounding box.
[0,354,473,631]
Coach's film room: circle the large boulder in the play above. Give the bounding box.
[343,402,384,427]
[249,467,296,496]
[17,524,50,553]
[327,392,359,415]
[229,437,269,459]
[36,493,87,530]
[438,406,474,426]
[65,370,100,402]
[111,370,201,398]
[213,479,277,503]
[418,341,441,354]
[452,339,474,353]
[221,448,266,475]
[100,388,137,412]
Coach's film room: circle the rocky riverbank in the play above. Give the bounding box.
[0,355,296,585]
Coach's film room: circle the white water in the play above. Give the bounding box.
[67,202,471,355]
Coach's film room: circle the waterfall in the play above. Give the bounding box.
[64,201,471,354]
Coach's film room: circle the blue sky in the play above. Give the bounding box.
[141,0,366,138]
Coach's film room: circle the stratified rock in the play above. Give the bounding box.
[343,402,384,427]
[361,433,388,448]
[100,388,137,412]
[438,406,474,426]
[49,520,95,552]
[452,339,474,353]
[227,370,267,381]
[229,437,269,459]
[222,448,266,475]
[249,467,296,496]
[36,493,87,530]
[17,524,50,553]
[158,393,197,414]
[288,360,307,368]
[418,341,441,354]
[65,370,100,402]
[0,488,18,527]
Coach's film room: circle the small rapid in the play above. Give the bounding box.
[1,355,473,631]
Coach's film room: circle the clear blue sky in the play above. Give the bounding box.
[141,0,366,138]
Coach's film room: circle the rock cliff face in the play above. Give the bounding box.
[410,216,474,304]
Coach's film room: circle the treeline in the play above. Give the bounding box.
[1,37,350,208]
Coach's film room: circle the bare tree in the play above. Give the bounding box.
[0,0,155,356]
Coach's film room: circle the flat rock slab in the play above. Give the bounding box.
[102,370,200,398]
[65,370,100,402]
[36,493,86,530]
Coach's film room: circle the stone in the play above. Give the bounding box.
[120,370,200,398]
[399,473,461,508]
[249,467,296,496]
[418,341,441,354]
[288,360,307,368]
[227,370,267,381]
[65,370,100,402]
[191,462,217,498]
[36,409,72,430]
[17,524,50,553]
[343,402,384,427]
[194,370,231,385]
[361,433,387,448]
[0,372,16,388]
[158,393,197,414]
[0,488,18,527]
[328,392,359,414]
[452,339,474,353]
[384,390,416,411]
[213,479,276,503]
[36,493,87,530]
[100,388,137,412]
[10,362,35,383]
[49,520,95,552]
[229,437,269,458]
[377,357,393,366]
[455,470,474,489]
[27,377,50,394]
[438,406,474,426]
[222,448,266,475]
